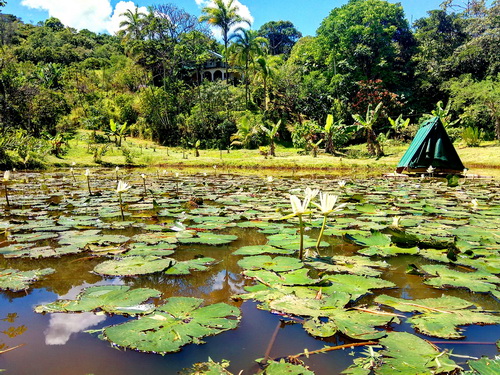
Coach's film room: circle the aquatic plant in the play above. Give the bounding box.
[116,180,131,220]
[2,170,10,207]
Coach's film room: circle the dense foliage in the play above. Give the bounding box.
[0,0,498,167]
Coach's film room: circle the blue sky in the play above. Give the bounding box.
[3,0,447,36]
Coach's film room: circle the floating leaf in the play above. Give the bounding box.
[237,255,303,272]
[102,297,241,354]
[376,294,500,339]
[0,268,55,292]
[242,268,321,286]
[232,245,294,256]
[177,232,238,245]
[466,356,500,375]
[164,257,217,275]
[262,360,315,374]
[93,256,175,276]
[307,256,389,277]
[420,264,500,294]
[35,285,161,315]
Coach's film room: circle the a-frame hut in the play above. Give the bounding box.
[396,117,465,174]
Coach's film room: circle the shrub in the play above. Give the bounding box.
[461,127,482,147]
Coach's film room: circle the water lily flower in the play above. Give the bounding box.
[71,162,76,166]
[290,195,311,215]
[471,199,479,208]
[175,172,179,178]
[85,169,90,177]
[3,170,10,182]
[337,180,346,188]
[314,192,347,215]
[267,176,274,183]
[116,180,131,194]
[391,216,401,228]
[304,187,319,200]
[427,166,435,174]
[314,192,347,250]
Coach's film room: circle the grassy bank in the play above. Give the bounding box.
[46,131,500,177]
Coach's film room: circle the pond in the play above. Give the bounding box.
[0,169,499,374]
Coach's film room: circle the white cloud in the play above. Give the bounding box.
[195,0,254,40]
[20,0,147,34]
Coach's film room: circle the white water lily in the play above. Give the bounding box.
[337,180,346,188]
[175,172,179,178]
[115,166,120,172]
[116,180,131,194]
[84,169,91,177]
[3,170,11,181]
[141,173,146,179]
[71,162,76,166]
[391,216,401,228]
[267,176,274,183]
[304,187,319,200]
[427,166,435,174]
[471,199,479,208]
[315,192,346,215]
[290,195,311,215]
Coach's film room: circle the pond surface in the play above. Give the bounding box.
[0,169,499,374]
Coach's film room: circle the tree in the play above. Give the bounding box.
[446,74,500,140]
[257,21,302,55]
[316,0,415,96]
[229,27,267,108]
[199,0,250,83]
[119,6,147,40]
[352,102,384,157]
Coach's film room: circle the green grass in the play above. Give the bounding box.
[47,130,500,177]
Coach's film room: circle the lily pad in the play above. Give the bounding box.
[178,232,238,245]
[466,356,500,375]
[0,268,55,291]
[376,294,500,339]
[420,264,500,294]
[237,255,303,272]
[164,257,217,275]
[93,256,175,276]
[35,285,161,315]
[307,256,389,277]
[102,297,241,354]
[232,245,294,256]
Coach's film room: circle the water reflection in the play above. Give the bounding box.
[44,312,106,345]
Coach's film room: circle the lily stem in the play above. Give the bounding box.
[316,215,328,250]
[119,193,124,220]
[4,182,9,207]
[86,176,92,195]
[298,214,304,260]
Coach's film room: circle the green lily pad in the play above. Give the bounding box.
[179,359,232,375]
[262,360,315,374]
[93,256,175,276]
[232,245,294,256]
[164,257,217,275]
[466,356,500,375]
[420,264,500,294]
[0,268,55,291]
[322,274,396,301]
[307,256,389,277]
[102,297,241,354]
[35,285,161,315]
[238,255,303,272]
[178,232,238,245]
[376,294,500,339]
[242,268,322,286]
[345,231,391,247]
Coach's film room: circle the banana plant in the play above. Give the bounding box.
[109,119,129,147]
[352,102,384,157]
[260,119,281,157]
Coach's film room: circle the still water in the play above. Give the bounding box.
[0,170,498,374]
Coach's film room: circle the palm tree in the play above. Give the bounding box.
[119,7,147,40]
[199,0,250,83]
[352,102,384,157]
[254,55,274,111]
[229,27,267,108]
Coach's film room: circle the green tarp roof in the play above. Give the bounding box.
[396,117,465,173]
